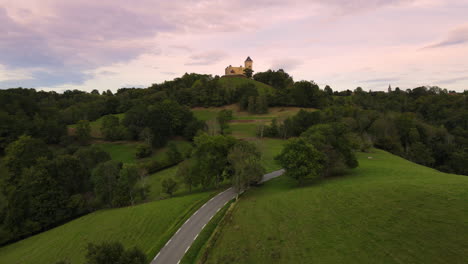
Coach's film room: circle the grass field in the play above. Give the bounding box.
[68,113,125,138]
[93,139,192,164]
[192,105,310,141]
[217,77,274,96]
[0,191,214,264]
[204,149,468,264]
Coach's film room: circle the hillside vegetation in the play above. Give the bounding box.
[204,149,468,264]
[0,191,214,264]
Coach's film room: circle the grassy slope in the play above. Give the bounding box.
[217,77,274,96]
[204,149,468,264]
[93,139,192,164]
[0,192,214,264]
[68,113,125,138]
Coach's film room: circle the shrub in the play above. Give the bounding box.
[86,241,146,264]
[135,144,152,159]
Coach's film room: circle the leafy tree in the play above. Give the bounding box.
[139,127,153,146]
[101,115,123,141]
[166,142,182,164]
[192,133,237,188]
[275,138,324,185]
[161,178,178,197]
[256,94,268,114]
[176,160,198,192]
[217,109,233,134]
[302,123,358,176]
[113,165,144,206]
[76,120,91,144]
[228,141,265,196]
[3,135,50,183]
[324,85,333,95]
[243,68,254,78]
[248,96,256,114]
[74,146,111,171]
[92,161,122,207]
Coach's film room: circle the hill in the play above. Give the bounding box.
[203,149,468,264]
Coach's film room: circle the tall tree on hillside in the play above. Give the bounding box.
[176,160,198,192]
[92,161,122,207]
[192,133,237,188]
[217,109,233,135]
[76,120,91,144]
[228,141,265,197]
[275,138,324,185]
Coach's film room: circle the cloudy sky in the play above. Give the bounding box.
[1,0,467,92]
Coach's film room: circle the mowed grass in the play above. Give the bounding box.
[204,149,468,264]
[68,113,125,138]
[0,191,214,264]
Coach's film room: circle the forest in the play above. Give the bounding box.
[0,69,467,246]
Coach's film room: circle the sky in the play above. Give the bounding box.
[1,0,468,92]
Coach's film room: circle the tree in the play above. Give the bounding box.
[76,120,91,144]
[161,178,178,197]
[176,160,198,192]
[139,127,153,146]
[101,115,122,141]
[243,68,254,78]
[228,141,265,197]
[217,109,233,134]
[74,146,111,171]
[166,142,182,164]
[247,96,256,113]
[256,94,268,114]
[192,133,237,188]
[113,165,144,206]
[275,138,324,184]
[324,85,333,95]
[92,161,122,207]
[86,241,146,264]
[302,123,358,176]
[3,135,50,183]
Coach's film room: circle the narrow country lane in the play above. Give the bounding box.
[151,169,285,264]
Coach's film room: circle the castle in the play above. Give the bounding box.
[224,56,253,76]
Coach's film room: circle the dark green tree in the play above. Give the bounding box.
[161,178,178,197]
[76,120,91,144]
[275,138,324,185]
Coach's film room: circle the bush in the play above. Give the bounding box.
[135,144,152,159]
[86,241,146,264]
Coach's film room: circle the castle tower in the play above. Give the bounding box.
[244,56,253,70]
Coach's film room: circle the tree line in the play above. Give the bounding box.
[258,88,468,176]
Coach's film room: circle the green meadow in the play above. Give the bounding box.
[204,149,468,264]
[0,191,214,264]
[68,113,125,138]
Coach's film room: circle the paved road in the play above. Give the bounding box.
[151,169,285,264]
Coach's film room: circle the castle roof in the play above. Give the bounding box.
[245,56,252,62]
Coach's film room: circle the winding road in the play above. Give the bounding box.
[151,169,285,264]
